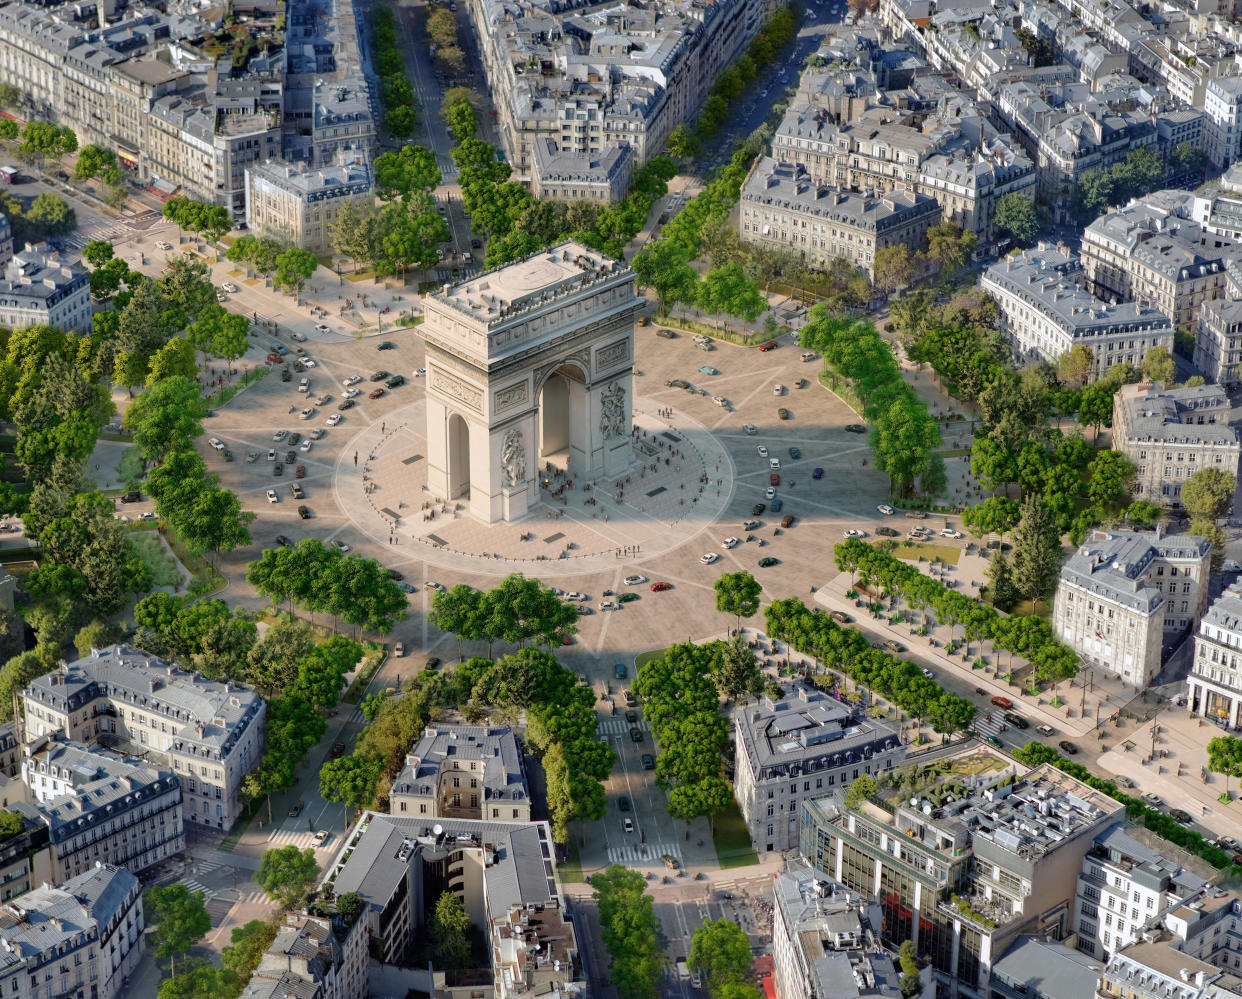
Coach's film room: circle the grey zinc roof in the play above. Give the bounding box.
[0,247,88,305]
[328,813,558,922]
[1200,583,1242,635]
[992,935,1105,999]
[1059,531,1208,613]
[1086,205,1236,284]
[24,644,262,763]
[1117,384,1239,447]
[391,725,529,803]
[0,864,137,958]
[247,159,373,201]
[238,972,320,999]
[1094,823,1207,897]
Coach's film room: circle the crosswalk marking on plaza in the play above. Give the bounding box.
[265,828,330,851]
[233,890,269,905]
[973,713,1007,740]
[180,879,216,899]
[606,841,682,866]
[598,718,650,735]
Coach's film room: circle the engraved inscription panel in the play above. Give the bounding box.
[432,369,483,412]
[495,382,529,412]
[595,339,630,369]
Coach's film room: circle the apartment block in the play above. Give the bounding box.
[734,684,905,855]
[0,247,90,334]
[529,140,633,205]
[980,246,1173,379]
[1187,583,1242,727]
[1111,382,1241,506]
[739,157,941,278]
[244,159,373,254]
[0,863,144,999]
[800,752,1123,993]
[1053,530,1212,688]
[388,724,531,824]
[772,859,903,999]
[238,910,368,999]
[1195,296,1242,387]
[1073,823,1208,960]
[1082,204,1235,330]
[21,644,265,831]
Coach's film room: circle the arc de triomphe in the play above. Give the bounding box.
[418,241,643,524]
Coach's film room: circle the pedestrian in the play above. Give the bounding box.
[354,451,358,467]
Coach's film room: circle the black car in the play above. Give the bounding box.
[471,238,482,249]
[875,526,899,537]
[640,753,655,770]
[618,795,631,812]
[844,424,867,433]
[338,398,355,411]
[752,503,766,516]
[1170,808,1194,825]
[297,505,311,519]
[388,569,404,581]
[121,490,142,503]
[280,367,292,382]
[625,710,638,723]
[386,374,406,388]
[377,341,396,350]
[275,534,293,547]
[222,449,233,461]
[370,370,390,382]
[288,432,302,445]
[273,463,283,476]
[285,450,296,463]
[629,727,643,743]
[1003,712,1029,730]
[1058,740,1078,755]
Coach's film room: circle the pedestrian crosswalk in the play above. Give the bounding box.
[233,890,270,905]
[63,221,130,250]
[973,713,1007,740]
[606,841,681,866]
[265,827,326,850]
[598,718,650,736]
[180,879,216,899]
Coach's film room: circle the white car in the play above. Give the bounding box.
[1226,560,1242,572]
[273,430,288,442]
[765,487,776,499]
[757,446,769,458]
[316,323,332,333]
[298,378,310,393]
[156,240,173,251]
[600,600,619,610]
[623,818,634,833]
[222,282,239,294]
[769,458,781,470]
[343,387,361,399]
[300,439,313,452]
[877,504,895,515]
[313,829,332,846]
[801,351,817,362]
[290,332,307,342]
[329,540,351,553]
[266,489,279,503]
[623,575,648,586]
[267,449,277,461]
[302,358,317,368]
[700,552,720,565]
[314,394,332,406]
[712,395,728,408]
[921,668,934,679]
[208,437,224,451]
[773,384,785,395]
[721,537,740,549]
[843,529,867,539]
[343,375,363,387]
[425,580,445,591]
[742,424,757,434]
[310,428,327,440]
[414,367,427,377]
[299,408,315,420]
[326,413,343,427]
[940,528,963,539]
[565,592,587,602]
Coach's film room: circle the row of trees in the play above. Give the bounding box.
[1068,147,1165,225]
[799,308,944,499]
[633,642,737,826]
[246,538,409,636]
[162,196,231,242]
[834,538,1081,685]
[428,574,578,656]
[689,920,764,999]
[631,243,767,322]
[75,144,122,186]
[441,88,478,145]
[426,6,468,78]
[675,6,797,148]
[224,235,319,299]
[593,866,665,999]
[764,596,977,734]
[872,221,978,295]
[0,187,76,245]
[373,7,417,137]
[14,120,76,163]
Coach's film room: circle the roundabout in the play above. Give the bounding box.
[333,396,737,575]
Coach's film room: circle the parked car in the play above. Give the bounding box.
[1058,740,1079,755]
[991,696,1013,709]
[370,370,390,381]
[624,575,647,585]
[877,504,895,515]
[882,640,903,653]
[1170,808,1194,825]
[297,505,311,519]
[651,582,672,592]
[844,424,867,433]
[778,408,791,420]
[875,526,899,536]
[780,515,795,528]
[758,557,779,567]
[1035,724,1056,737]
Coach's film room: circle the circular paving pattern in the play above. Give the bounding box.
[332,397,737,575]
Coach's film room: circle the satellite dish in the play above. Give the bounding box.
[433,824,444,836]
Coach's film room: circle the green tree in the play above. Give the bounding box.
[993,193,1039,244]
[274,248,318,303]
[844,774,878,809]
[1056,345,1093,389]
[1192,517,1227,577]
[1181,467,1236,521]
[1011,496,1063,608]
[74,144,121,184]
[925,221,977,277]
[0,84,22,109]
[319,755,382,826]
[1208,735,1242,798]
[146,337,199,386]
[328,201,381,272]
[446,101,478,143]
[898,940,922,998]
[986,551,1018,611]
[220,919,278,980]
[145,883,211,975]
[372,144,442,200]
[688,919,753,991]
[337,892,363,920]
[253,845,320,909]
[665,123,700,160]
[697,262,766,320]
[25,192,76,238]
[593,865,664,999]
[872,243,917,295]
[429,583,485,661]
[429,890,471,969]
[157,968,238,999]
[1140,346,1176,385]
[713,633,763,703]
[630,241,700,315]
[713,571,762,633]
[83,240,115,269]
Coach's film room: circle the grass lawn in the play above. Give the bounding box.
[634,648,667,672]
[873,540,961,565]
[127,532,183,588]
[713,798,760,869]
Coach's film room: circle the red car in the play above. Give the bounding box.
[266,352,282,363]
[650,582,672,592]
[991,696,1014,710]
[369,388,385,399]
[758,340,778,352]
[330,742,346,758]
[770,473,780,486]
[295,465,306,478]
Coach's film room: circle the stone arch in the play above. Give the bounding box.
[537,360,589,472]
[447,412,471,500]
